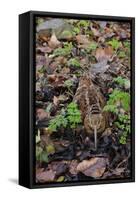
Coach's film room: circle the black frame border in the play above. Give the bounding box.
[19,11,135,189]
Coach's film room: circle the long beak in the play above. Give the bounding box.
[94,126,97,150]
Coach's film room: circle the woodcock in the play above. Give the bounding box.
[73,73,108,150]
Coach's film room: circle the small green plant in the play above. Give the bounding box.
[48,114,68,132]
[86,42,98,53]
[36,17,44,25]
[66,102,82,128]
[64,79,74,88]
[123,41,130,49]
[53,42,73,56]
[68,58,81,67]
[64,79,74,97]
[115,114,130,144]
[107,38,121,50]
[73,27,80,34]
[77,20,90,29]
[103,84,130,144]
[48,102,82,132]
[103,89,130,113]
[113,76,130,89]
[123,41,130,56]
[118,51,126,58]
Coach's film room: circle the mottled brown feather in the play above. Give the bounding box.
[74,73,108,136]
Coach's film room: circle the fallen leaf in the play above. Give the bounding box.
[56,176,65,182]
[36,169,56,182]
[58,95,69,103]
[76,35,90,45]
[95,46,113,62]
[48,33,61,49]
[95,48,106,62]
[60,67,70,74]
[69,160,79,175]
[36,109,49,121]
[36,55,46,66]
[36,46,52,53]
[48,161,68,176]
[47,74,57,82]
[53,96,59,106]
[104,46,114,60]
[89,60,109,74]
[46,144,55,155]
[77,157,108,178]
[55,56,67,65]
[91,27,100,37]
[98,21,107,29]
[102,167,125,179]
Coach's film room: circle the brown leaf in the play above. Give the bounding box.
[91,27,100,37]
[49,161,68,176]
[77,157,108,178]
[53,96,59,106]
[36,55,46,66]
[48,33,61,49]
[36,46,52,53]
[95,46,113,62]
[55,56,67,65]
[36,169,56,183]
[76,35,90,45]
[89,60,109,74]
[60,67,70,74]
[36,109,49,121]
[47,74,57,82]
[102,167,125,179]
[95,48,106,62]
[104,46,114,60]
[69,160,79,175]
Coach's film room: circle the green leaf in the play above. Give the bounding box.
[56,176,65,182]
[118,51,126,58]
[73,27,80,34]
[68,58,81,67]
[64,79,73,88]
[113,76,130,89]
[40,151,48,163]
[53,42,73,56]
[46,144,55,155]
[107,39,121,50]
[86,42,98,52]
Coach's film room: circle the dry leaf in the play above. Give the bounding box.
[47,74,57,82]
[36,109,49,121]
[95,46,113,62]
[36,46,52,53]
[60,67,70,74]
[36,169,56,182]
[76,35,90,45]
[104,46,113,60]
[91,27,100,37]
[77,157,108,178]
[53,96,59,106]
[55,56,67,65]
[48,33,61,49]
[90,60,109,74]
[69,160,79,175]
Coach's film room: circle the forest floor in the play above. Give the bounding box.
[35,17,131,183]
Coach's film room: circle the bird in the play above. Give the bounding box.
[73,73,107,150]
